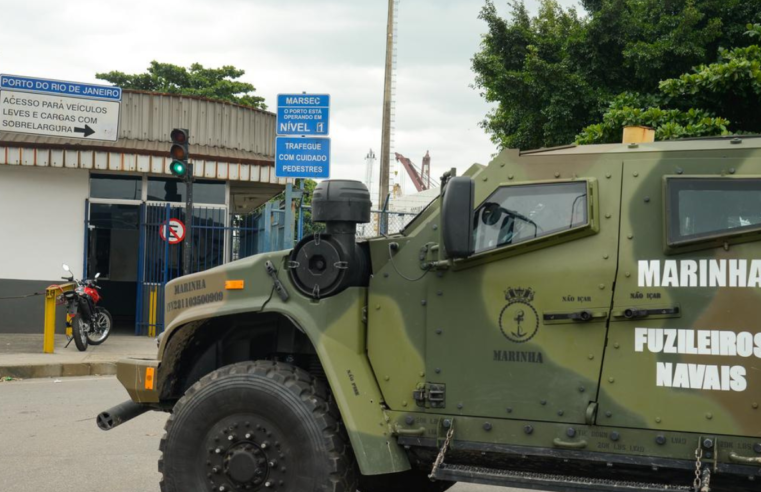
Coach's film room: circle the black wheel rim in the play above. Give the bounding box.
[203,416,288,491]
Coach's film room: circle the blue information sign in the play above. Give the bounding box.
[276,137,330,178]
[0,74,122,101]
[276,94,330,136]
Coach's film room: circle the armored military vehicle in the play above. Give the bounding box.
[99,137,761,492]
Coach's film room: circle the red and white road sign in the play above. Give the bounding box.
[159,218,186,244]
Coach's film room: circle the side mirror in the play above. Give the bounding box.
[62,264,71,272]
[441,176,475,258]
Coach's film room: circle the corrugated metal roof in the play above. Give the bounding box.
[0,90,276,161]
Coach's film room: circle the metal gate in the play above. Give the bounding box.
[136,203,231,336]
[135,188,298,336]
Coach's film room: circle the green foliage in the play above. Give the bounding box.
[96,61,266,110]
[577,25,761,144]
[575,93,730,144]
[473,0,761,149]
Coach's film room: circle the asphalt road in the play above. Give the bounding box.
[0,376,519,492]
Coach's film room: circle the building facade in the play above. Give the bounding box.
[0,90,289,334]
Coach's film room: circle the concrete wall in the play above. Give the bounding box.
[0,166,88,333]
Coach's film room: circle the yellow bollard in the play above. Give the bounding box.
[43,282,76,354]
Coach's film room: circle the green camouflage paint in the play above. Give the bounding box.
[116,138,761,479]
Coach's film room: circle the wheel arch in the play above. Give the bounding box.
[156,306,411,476]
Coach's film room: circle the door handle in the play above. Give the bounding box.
[543,310,607,323]
[613,306,680,319]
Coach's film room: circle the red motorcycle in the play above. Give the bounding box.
[60,263,113,351]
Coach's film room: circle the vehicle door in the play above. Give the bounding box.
[599,152,761,438]
[424,154,622,424]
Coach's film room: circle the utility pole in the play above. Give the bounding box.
[379,0,396,232]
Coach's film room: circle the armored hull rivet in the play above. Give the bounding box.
[524,425,534,435]
[703,438,714,449]
[633,172,639,177]
[419,372,425,377]
[627,234,633,239]
[437,291,443,296]
[603,254,609,259]
[540,400,547,406]
[610,432,620,441]
[706,413,713,420]
[384,273,389,278]
[605,213,611,219]
[729,168,736,174]
[436,329,443,335]
[402,401,408,407]
[483,422,492,431]
[644,197,650,203]
[614,343,620,349]
[432,224,438,231]
[608,377,615,383]
[676,167,683,174]
[435,368,441,374]
[457,403,464,409]
[500,163,505,167]
[375,305,380,310]
[443,419,452,428]
[656,435,666,445]
[421,300,427,306]
[605,174,611,179]
[752,402,758,409]
[483,177,488,181]
[508,175,514,180]
[753,443,761,454]
[705,451,713,459]
[558,410,564,416]
[625,272,631,278]
[587,355,594,360]
[567,428,576,438]
[579,385,587,391]
[655,417,662,423]
[555,173,560,178]
[506,407,513,413]
[599,284,605,290]
[405,416,415,425]
[384,376,390,381]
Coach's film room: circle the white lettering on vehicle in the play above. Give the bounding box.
[638,259,761,287]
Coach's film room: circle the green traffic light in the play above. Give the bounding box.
[170,160,187,177]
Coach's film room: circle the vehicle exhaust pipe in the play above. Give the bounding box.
[97,400,151,431]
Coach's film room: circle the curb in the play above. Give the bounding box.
[0,362,117,379]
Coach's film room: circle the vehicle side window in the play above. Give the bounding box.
[667,178,761,245]
[473,182,588,254]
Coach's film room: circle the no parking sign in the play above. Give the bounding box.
[159,218,186,244]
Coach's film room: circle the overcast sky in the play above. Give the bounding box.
[0,0,579,195]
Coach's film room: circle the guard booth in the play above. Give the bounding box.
[0,90,294,336]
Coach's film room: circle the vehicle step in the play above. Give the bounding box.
[432,463,692,492]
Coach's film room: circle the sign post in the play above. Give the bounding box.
[0,74,122,142]
[275,93,331,179]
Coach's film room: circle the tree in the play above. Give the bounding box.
[96,61,266,110]
[577,25,761,144]
[472,0,761,150]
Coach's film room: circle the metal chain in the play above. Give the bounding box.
[693,447,703,491]
[429,423,455,479]
[700,467,711,492]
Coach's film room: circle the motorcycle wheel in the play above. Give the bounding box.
[87,308,112,345]
[72,316,88,352]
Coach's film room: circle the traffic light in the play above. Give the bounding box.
[169,128,189,178]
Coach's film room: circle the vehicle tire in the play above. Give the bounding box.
[358,470,455,492]
[86,308,112,345]
[71,316,88,352]
[158,361,358,492]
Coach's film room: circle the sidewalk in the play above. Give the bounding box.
[0,333,157,379]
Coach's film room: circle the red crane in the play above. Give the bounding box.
[394,151,431,192]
